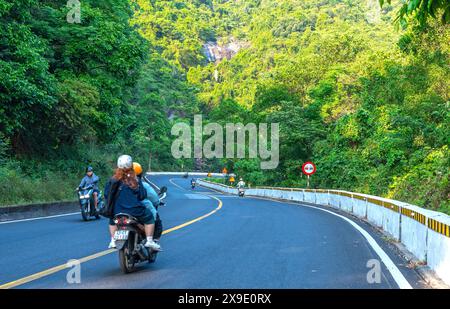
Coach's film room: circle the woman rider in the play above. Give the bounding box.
[105,155,161,251]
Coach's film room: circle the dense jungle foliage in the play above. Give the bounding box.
[0,0,448,212]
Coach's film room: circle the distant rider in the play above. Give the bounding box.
[104,155,160,251]
[191,178,196,188]
[237,178,245,188]
[78,166,100,209]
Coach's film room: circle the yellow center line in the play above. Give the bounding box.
[0,187,223,289]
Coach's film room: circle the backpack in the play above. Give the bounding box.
[99,178,121,219]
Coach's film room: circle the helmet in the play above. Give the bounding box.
[133,162,143,176]
[117,155,133,169]
[86,166,93,173]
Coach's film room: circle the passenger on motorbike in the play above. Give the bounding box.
[77,166,100,209]
[133,162,163,245]
[105,155,160,251]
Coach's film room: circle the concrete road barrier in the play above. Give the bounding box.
[351,195,367,219]
[400,204,431,262]
[0,201,78,222]
[427,214,450,285]
[197,179,450,285]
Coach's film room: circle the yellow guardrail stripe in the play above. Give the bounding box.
[427,218,450,237]
[203,179,450,238]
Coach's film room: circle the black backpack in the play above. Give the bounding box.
[99,178,121,219]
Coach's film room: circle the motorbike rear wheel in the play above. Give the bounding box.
[119,245,135,273]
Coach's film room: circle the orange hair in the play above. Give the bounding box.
[113,168,138,189]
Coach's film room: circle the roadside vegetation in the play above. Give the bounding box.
[0,1,448,213]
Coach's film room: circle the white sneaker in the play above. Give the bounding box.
[144,239,161,251]
[108,238,116,249]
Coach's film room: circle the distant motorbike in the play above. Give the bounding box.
[191,181,196,189]
[238,187,245,197]
[77,186,101,221]
[113,186,167,274]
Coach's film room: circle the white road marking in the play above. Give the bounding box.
[0,212,79,225]
[247,195,413,289]
[184,194,211,200]
[0,177,224,289]
[168,178,190,192]
[144,175,160,190]
[306,204,412,289]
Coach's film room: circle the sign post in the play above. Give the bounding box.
[301,161,316,188]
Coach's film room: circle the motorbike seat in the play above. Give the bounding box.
[114,213,146,235]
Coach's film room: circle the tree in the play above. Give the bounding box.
[380,0,450,27]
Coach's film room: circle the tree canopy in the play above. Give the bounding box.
[0,0,448,212]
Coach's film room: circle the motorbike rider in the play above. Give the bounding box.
[104,155,160,251]
[77,166,100,209]
[191,177,196,187]
[237,177,245,189]
[133,162,163,246]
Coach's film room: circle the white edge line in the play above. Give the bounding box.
[2,175,158,225]
[303,204,413,289]
[203,187,413,289]
[276,199,412,289]
[144,175,160,191]
[0,212,79,225]
[168,178,192,192]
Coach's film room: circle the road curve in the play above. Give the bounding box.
[0,175,426,288]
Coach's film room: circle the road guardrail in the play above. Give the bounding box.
[197,179,450,285]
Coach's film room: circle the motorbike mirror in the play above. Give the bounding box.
[160,186,167,193]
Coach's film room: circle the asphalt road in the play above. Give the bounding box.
[0,175,427,288]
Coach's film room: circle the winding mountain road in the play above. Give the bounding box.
[0,175,427,289]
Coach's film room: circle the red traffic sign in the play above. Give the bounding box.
[302,161,316,176]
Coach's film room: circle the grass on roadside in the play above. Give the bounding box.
[0,164,111,207]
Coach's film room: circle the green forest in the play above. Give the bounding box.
[0,0,448,213]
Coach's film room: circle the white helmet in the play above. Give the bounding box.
[117,155,133,169]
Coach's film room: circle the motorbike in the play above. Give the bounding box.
[77,186,102,221]
[191,181,196,189]
[238,187,245,197]
[113,186,167,274]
